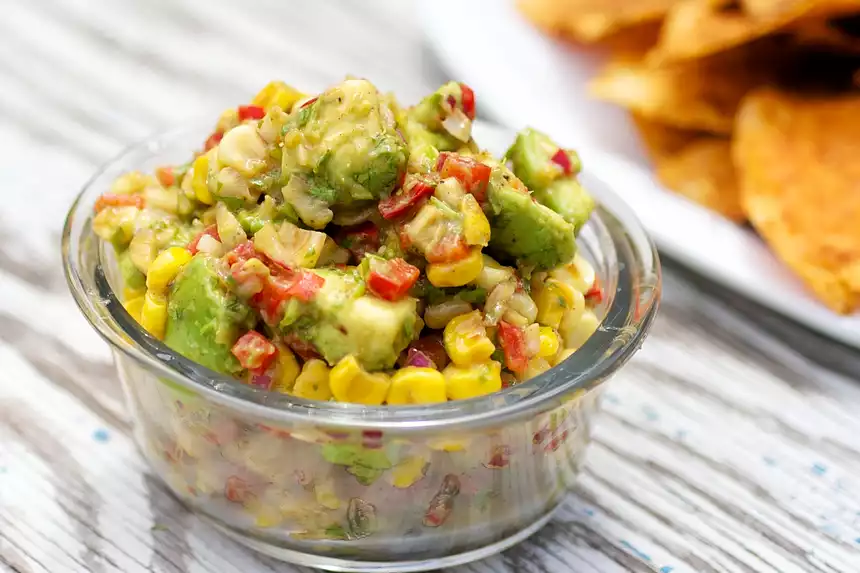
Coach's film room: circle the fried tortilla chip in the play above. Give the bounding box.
[648,0,823,63]
[633,114,701,160]
[792,14,860,53]
[734,89,860,313]
[742,0,860,18]
[591,46,780,133]
[655,138,745,222]
[517,0,681,42]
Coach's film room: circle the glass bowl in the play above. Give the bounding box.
[62,121,660,572]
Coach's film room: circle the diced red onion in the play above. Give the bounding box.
[405,347,436,369]
[249,372,272,390]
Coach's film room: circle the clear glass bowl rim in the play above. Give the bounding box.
[62,120,661,432]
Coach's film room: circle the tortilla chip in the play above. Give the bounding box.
[648,0,821,63]
[734,88,860,313]
[742,0,860,18]
[632,114,701,160]
[792,14,860,53]
[599,22,663,58]
[655,138,746,222]
[591,47,780,133]
[517,0,681,42]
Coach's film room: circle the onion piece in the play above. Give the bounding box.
[441,108,472,142]
[405,348,435,370]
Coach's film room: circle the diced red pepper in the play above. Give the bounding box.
[436,152,491,203]
[483,445,511,469]
[585,278,603,305]
[367,258,420,302]
[204,131,223,151]
[94,193,145,213]
[224,241,258,266]
[187,225,220,255]
[155,166,176,187]
[224,476,252,504]
[460,83,476,120]
[338,222,380,260]
[231,330,278,372]
[237,105,265,121]
[285,271,325,302]
[300,96,318,108]
[378,175,437,220]
[551,149,573,175]
[229,259,268,297]
[497,320,528,375]
[426,233,469,264]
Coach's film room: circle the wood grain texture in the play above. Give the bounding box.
[1,1,859,572]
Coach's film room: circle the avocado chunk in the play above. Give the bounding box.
[485,165,577,270]
[404,82,469,155]
[283,268,420,371]
[281,79,407,206]
[163,254,253,375]
[117,249,145,295]
[506,128,594,232]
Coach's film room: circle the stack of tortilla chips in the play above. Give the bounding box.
[520,0,860,314]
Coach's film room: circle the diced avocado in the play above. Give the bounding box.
[163,254,253,375]
[281,79,407,206]
[506,128,594,232]
[283,269,420,371]
[117,249,146,295]
[485,166,577,270]
[404,82,469,155]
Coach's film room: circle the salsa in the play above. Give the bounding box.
[94,78,600,405]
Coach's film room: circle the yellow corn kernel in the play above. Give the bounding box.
[110,171,150,195]
[388,455,428,488]
[443,310,495,366]
[561,308,601,350]
[140,290,168,339]
[523,357,552,381]
[314,478,341,510]
[427,247,484,288]
[535,279,578,329]
[269,346,301,394]
[427,437,470,452]
[461,194,490,246]
[537,326,560,358]
[388,367,447,405]
[146,247,192,293]
[191,152,214,205]
[252,81,306,111]
[217,124,268,177]
[292,359,332,401]
[123,295,145,323]
[123,285,146,301]
[329,355,391,405]
[444,361,502,401]
[554,348,576,366]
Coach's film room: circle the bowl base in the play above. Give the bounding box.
[205,504,560,572]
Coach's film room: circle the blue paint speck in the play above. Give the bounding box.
[0,467,6,474]
[660,567,675,573]
[93,429,111,443]
[604,393,620,404]
[675,430,688,441]
[584,508,595,517]
[620,540,651,562]
[762,456,776,467]
[854,537,860,544]
[811,463,827,476]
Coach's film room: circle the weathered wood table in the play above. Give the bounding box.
[2,1,860,572]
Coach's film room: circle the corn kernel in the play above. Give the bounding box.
[292,359,332,401]
[123,295,145,323]
[522,357,552,381]
[561,308,601,350]
[537,327,560,358]
[269,346,301,394]
[217,124,268,177]
[191,152,214,205]
[461,194,490,246]
[314,478,341,510]
[426,437,470,452]
[146,247,192,293]
[329,355,391,405]
[110,171,149,195]
[388,367,447,405]
[554,348,576,366]
[252,81,306,112]
[535,279,579,329]
[388,455,428,488]
[123,285,145,301]
[140,290,168,339]
[427,247,484,288]
[444,361,502,401]
[443,310,495,366]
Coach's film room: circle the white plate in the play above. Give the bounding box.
[422,0,860,347]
